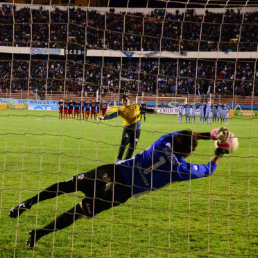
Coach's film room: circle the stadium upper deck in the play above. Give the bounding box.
[2,0,258,8]
[0,4,257,101]
[0,4,257,51]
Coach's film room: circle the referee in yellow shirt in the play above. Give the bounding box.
[100,95,156,161]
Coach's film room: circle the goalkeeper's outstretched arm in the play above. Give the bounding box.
[100,111,119,120]
[194,132,223,165]
[176,129,229,180]
[194,127,236,166]
[193,129,232,166]
[140,105,157,114]
[211,154,222,165]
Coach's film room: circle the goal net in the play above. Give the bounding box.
[0,0,257,257]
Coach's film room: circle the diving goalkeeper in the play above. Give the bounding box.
[9,127,234,248]
[99,94,156,161]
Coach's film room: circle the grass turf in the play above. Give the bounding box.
[0,110,257,257]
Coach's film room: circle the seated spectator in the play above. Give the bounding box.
[32,7,49,23]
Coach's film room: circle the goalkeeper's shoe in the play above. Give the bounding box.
[9,201,32,218]
[27,229,44,248]
[27,230,37,248]
[97,116,104,121]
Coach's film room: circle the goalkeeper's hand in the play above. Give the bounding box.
[213,127,237,156]
[212,127,232,157]
[154,108,159,114]
[216,128,233,149]
[215,147,229,157]
[211,127,229,141]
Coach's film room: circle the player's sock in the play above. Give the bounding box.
[27,230,40,248]
[9,200,33,218]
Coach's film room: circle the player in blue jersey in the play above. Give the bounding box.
[177,103,184,123]
[199,103,205,123]
[184,104,191,123]
[217,103,223,123]
[190,103,197,123]
[205,101,212,123]
[73,100,81,120]
[101,100,108,117]
[58,99,64,119]
[222,104,229,124]
[63,99,69,119]
[212,104,218,123]
[91,101,97,120]
[95,101,101,120]
[82,101,87,120]
[9,129,231,248]
[85,101,91,120]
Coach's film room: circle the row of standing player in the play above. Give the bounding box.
[178,102,230,124]
[58,100,108,120]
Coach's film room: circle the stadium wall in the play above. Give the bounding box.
[0,98,258,112]
[2,3,258,14]
[0,46,257,59]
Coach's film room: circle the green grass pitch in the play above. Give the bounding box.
[0,110,257,257]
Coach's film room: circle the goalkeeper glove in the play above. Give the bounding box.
[215,147,229,157]
[211,127,229,141]
[154,108,159,114]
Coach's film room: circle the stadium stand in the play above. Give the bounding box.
[0,4,257,105]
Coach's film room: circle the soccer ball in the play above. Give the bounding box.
[214,132,239,153]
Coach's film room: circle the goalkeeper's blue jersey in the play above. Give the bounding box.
[116,131,217,195]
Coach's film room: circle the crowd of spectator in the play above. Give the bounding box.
[0,56,257,97]
[0,5,257,51]
[0,5,257,97]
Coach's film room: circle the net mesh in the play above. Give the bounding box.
[0,0,257,257]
